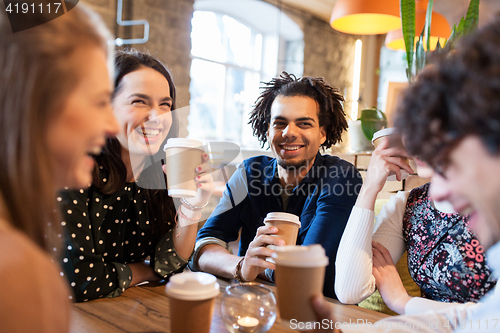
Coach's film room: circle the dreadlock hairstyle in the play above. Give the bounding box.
[249,72,347,150]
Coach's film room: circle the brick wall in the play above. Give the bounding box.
[81,0,357,144]
[80,0,194,137]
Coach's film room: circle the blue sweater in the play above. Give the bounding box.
[195,152,362,299]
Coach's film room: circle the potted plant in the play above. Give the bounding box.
[400,0,480,82]
[348,107,388,152]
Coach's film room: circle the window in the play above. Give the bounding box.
[188,2,303,149]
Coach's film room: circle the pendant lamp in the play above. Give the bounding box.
[330,0,401,35]
[385,0,451,51]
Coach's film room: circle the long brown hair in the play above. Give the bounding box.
[0,5,112,252]
[93,51,178,244]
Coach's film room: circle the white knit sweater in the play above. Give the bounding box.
[335,191,474,315]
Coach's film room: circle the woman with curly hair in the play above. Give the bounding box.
[335,139,496,314]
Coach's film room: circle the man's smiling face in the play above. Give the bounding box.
[267,95,326,171]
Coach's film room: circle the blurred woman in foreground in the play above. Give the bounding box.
[0,5,117,332]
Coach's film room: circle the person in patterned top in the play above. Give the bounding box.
[59,51,214,302]
[403,182,494,304]
[335,138,496,315]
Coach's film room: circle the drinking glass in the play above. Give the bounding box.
[220,282,277,333]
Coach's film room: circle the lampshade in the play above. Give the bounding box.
[330,0,401,35]
[385,1,451,51]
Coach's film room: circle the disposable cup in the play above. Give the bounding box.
[166,272,220,333]
[372,128,409,181]
[163,138,204,197]
[272,245,328,325]
[264,212,301,264]
[264,212,301,246]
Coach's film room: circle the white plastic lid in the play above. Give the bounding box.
[371,127,398,144]
[168,189,196,198]
[272,244,328,267]
[166,272,220,301]
[163,138,204,151]
[264,212,301,226]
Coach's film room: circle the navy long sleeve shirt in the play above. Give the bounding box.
[193,152,362,299]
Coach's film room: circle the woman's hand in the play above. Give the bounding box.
[355,138,414,210]
[240,225,285,281]
[185,152,215,208]
[372,241,412,315]
[364,138,413,191]
[129,262,161,286]
[162,153,215,208]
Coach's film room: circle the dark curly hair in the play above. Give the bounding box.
[394,16,500,171]
[248,72,347,150]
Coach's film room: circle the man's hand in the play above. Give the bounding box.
[240,225,285,281]
[372,241,412,314]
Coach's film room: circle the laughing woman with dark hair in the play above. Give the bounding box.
[59,51,214,302]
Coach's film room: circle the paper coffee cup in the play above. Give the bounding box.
[264,212,301,246]
[163,138,204,198]
[272,245,328,324]
[166,272,220,333]
[372,128,409,181]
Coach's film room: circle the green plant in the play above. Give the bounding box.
[400,0,480,82]
[359,108,387,141]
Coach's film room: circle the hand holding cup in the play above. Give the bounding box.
[162,151,214,205]
[365,137,414,191]
[185,152,214,208]
[240,225,285,282]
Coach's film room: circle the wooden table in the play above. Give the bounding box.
[71,279,390,332]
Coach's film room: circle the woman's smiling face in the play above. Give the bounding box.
[113,66,173,156]
[46,46,118,189]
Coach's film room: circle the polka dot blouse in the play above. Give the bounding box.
[58,168,187,302]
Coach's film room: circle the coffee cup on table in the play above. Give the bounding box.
[166,272,220,333]
[372,128,410,181]
[271,245,329,325]
[163,138,205,198]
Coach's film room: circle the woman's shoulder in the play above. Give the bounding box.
[0,225,69,292]
[0,226,70,332]
[0,223,47,266]
[408,182,431,201]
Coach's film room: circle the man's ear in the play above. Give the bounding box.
[320,127,326,145]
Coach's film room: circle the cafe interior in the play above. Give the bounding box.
[87,0,500,197]
[18,0,500,332]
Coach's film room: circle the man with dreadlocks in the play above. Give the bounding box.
[188,72,362,299]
